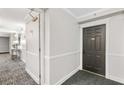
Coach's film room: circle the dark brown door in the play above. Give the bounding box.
[83,24,105,75]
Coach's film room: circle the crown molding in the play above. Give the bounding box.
[78,8,124,24]
[62,8,77,19]
[77,8,108,19]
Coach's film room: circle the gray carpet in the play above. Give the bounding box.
[0,53,37,85]
[62,70,123,85]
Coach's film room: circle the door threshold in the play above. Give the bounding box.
[82,69,105,78]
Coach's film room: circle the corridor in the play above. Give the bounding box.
[0,54,37,85]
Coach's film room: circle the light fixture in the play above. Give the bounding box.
[28,9,38,22]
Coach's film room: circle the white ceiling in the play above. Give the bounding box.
[0,8,27,33]
[67,8,101,18]
[0,8,27,24]
[0,8,102,33]
[0,8,102,24]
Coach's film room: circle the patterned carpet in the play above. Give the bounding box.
[0,53,37,85]
[63,70,123,85]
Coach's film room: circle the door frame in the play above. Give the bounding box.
[79,18,110,78]
[35,9,46,85]
[25,9,46,85]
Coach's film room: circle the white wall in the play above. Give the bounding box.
[108,14,124,83]
[20,32,26,62]
[9,33,19,54]
[0,33,10,37]
[9,33,15,54]
[45,9,80,84]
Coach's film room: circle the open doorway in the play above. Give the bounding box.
[0,31,37,85]
[0,8,45,85]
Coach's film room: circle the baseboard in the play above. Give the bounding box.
[82,69,124,84]
[26,68,39,84]
[0,52,9,54]
[108,75,124,84]
[55,66,80,85]
[82,69,105,77]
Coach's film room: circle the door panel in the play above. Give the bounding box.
[83,24,105,75]
[26,12,40,84]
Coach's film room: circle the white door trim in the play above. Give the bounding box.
[25,9,46,85]
[39,9,46,85]
[79,18,110,78]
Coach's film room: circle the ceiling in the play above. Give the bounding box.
[0,8,102,23]
[0,8,27,33]
[67,8,101,18]
[0,8,102,33]
[0,8,102,24]
[0,8,27,24]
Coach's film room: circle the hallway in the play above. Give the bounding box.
[63,70,122,85]
[0,8,124,85]
[0,54,37,85]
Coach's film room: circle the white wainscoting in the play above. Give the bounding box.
[108,75,124,84]
[26,51,39,84]
[107,54,124,84]
[55,66,80,85]
[45,51,80,85]
[26,68,39,84]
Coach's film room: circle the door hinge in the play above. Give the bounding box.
[39,74,41,85]
[39,74,41,78]
[39,48,41,52]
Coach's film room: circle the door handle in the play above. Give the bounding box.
[96,55,100,58]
